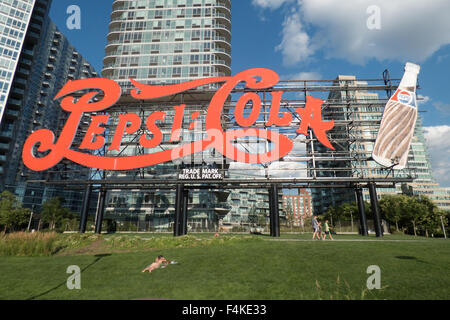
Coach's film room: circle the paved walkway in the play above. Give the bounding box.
[264,238,427,242]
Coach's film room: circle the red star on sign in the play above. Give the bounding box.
[295,96,335,150]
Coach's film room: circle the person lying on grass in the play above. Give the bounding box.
[142,255,169,273]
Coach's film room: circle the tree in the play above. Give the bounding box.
[0,191,30,233]
[338,202,358,232]
[380,194,408,232]
[418,209,441,237]
[445,211,450,231]
[363,201,373,219]
[257,209,267,229]
[402,196,429,236]
[41,197,73,231]
[441,210,450,236]
[10,208,31,231]
[248,204,258,227]
[284,201,294,228]
[380,194,446,237]
[323,206,336,226]
[415,196,440,237]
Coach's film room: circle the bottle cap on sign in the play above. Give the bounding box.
[405,62,421,75]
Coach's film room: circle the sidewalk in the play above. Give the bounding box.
[264,238,426,242]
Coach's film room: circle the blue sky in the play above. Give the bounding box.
[49,0,450,187]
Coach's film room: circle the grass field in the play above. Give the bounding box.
[0,233,448,300]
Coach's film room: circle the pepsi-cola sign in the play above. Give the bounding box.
[22,68,335,171]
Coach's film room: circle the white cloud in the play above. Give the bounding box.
[255,0,450,65]
[417,95,430,107]
[268,161,307,178]
[437,54,449,64]
[229,160,308,179]
[252,0,293,10]
[275,10,315,65]
[283,71,322,81]
[423,125,450,188]
[433,102,450,116]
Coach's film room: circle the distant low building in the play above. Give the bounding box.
[431,187,450,212]
[282,189,312,227]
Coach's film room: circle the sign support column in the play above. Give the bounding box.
[95,188,107,234]
[182,189,189,235]
[269,184,280,237]
[174,184,184,237]
[355,187,368,236]
[268,187,273,236]
[368,182,383,237]
[79,184,92,234]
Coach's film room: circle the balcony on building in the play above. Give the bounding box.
[10,87,25,98]
[31,14,44,25]
[19,58,33,70]
[21,48,34,59]
[34,4,47,17]
[6,98,22,110]
[0,128,14,141]
[0,142,10,151]
[4,108,19,120]
[16,67,30,77]
[27,30,40,43]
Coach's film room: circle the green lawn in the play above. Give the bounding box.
[0,234,449,300]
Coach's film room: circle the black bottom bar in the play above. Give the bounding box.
[368,182,383,237]
[355,188,368,236]
[95,189,107,234]
[79,185,92,234]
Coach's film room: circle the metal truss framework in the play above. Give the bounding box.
[27,72,419,237]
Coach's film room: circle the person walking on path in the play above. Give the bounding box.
[324,219,334,240]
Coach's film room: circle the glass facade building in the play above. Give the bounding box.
[103,0,231,88]
[0,0,35,123]
[0,0,98,212]
[101,0,233,232]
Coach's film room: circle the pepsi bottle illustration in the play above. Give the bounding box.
[372,62,421,170]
